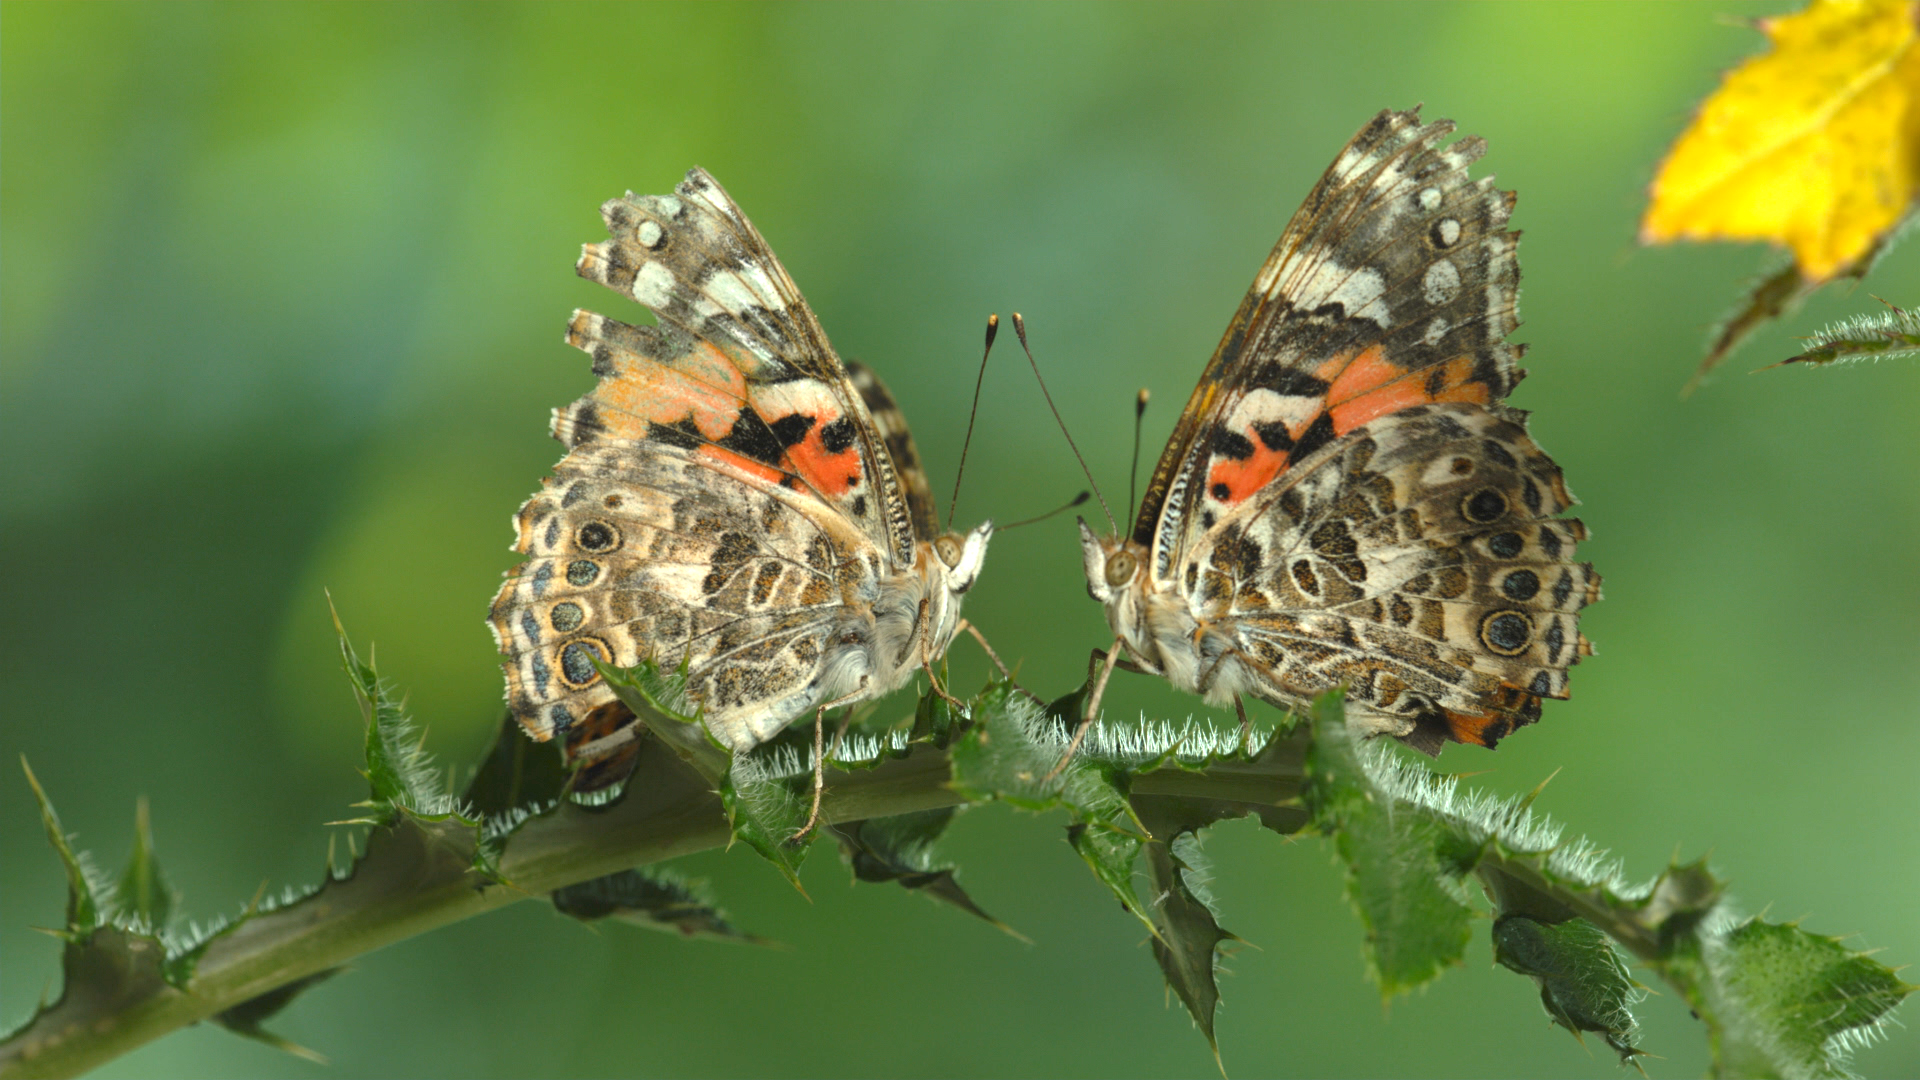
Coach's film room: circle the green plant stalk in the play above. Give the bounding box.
[0,745,1277,1080]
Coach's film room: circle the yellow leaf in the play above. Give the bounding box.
[1642,0,1920,281]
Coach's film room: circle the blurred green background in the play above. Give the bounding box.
[4,3,1916,1077]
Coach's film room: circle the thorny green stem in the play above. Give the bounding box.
[0,743,1301,1080]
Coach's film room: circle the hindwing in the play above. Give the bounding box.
[1183,404,1597,750]
[490,432,885,752]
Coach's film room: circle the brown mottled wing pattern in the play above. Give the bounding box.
[490,420,885,752]
[1185,404,1597,752]
[1137,108,1524,580]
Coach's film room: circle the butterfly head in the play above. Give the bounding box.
[934,520,994,596]
[1077,518,1144,604]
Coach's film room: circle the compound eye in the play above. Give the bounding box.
[1104,550,1137,588]
[935,535,963,568]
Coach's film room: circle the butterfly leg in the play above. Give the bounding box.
[917,600,968,710]
[793,678,869,842]
[955,618,1046,705]
[1196,648,1259,754]
[1044,637,1125,782]
[956,619,1014,680]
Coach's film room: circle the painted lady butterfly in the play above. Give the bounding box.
[1079,109,1598,754]
[490,169,992,765]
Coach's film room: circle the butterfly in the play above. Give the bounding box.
[490,168,992,774]
[1078,108,1598,754]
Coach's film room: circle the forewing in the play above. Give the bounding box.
[1184,404,1597,751]
[848,361,939,540]
[1139,108,1524,582]
[575,169,918,563]
[489,427,883,754]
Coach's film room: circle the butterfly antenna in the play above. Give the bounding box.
[946,314,999,530]
[1000,490,1090,531]
[1127,388,1149,528]
[1012,313,1115,531]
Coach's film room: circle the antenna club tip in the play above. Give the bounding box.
[1012,312,1029,344]
[983,313,999,346]
[1072,490,1091,506]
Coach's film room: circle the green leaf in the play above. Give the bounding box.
[911,679,965,747]
[947,681,1076,809]
[1707,917,1914,1079]
[8,763,180,1065]
[111,798,176,935]
[21,758,102,939]
[720,742,815,892]
[1303,691,1472,998]
[551,867,770,945]
[1780,296,1920,367]
[1135,797,1241,1062]
[1686,227,1895,394]
[948,682,1148,828]
[1687,257,1817,395]
[950,683,1156,934]
[331,603,451,818]
[212,970,339,1065]
[600,656,730,783]
[830,809,1020,936]
[1493,914,1643,1064]
[1065,819,1151,934]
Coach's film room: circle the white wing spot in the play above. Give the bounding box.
[1319,263,1391,327]
[636,220,664,249]
[630,260,678,308]
[1424,316,1450,345]
[1423,260,1460,306]
[702,268,770,318]
[1334,145,1386,178]
[1230,387,1322,441]
[1417,186,1442,211]
[1436,218,1461,247]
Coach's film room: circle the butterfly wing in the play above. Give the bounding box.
[574,168,922,562]
[492,170,927,753]
[1135,108,1524,579]
[847,361,939,539]
[492,368,892,752]
[1180,404,1597,751]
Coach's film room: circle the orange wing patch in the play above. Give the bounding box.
[1206,347,1502,511]
[1207,431,1290,506]
[1319,347,1491,437]
[1440,708,1508,748]
[783,409,863,500]
[696,444,786,487]
[1439,677,1550,749]
[745,378,867,501]
[567,312,749,442]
